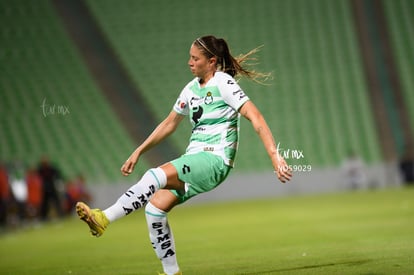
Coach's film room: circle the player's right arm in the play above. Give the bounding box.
[121,110,185,176]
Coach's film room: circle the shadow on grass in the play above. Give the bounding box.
[241,259,372,274]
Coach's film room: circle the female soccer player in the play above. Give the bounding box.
[76,35,292,275]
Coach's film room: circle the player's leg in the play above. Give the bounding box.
[103,164,183,220]
[40,191,50,220]
[145,190,181,275]
[76,163,184,237]
[145,153,231,274]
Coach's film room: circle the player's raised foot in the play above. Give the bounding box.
[76,202,109,237]
[158,271,182,275]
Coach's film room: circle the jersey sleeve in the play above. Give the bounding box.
[219,74,250,111]
[173,84,190,116]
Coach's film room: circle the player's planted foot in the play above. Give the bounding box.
[76,202,109,237]
[158,271,182,275]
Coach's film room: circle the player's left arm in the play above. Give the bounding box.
[239,100,292,183]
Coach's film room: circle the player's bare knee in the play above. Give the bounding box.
[150,190,179,212]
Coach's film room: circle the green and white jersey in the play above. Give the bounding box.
[173,71,249,167]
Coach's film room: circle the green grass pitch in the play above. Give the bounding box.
[1,187,413,274]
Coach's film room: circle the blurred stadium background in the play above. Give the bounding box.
[0,0,413,208]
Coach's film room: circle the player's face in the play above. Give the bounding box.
[188,44,216,79]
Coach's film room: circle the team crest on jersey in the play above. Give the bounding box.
[204,91,213,105]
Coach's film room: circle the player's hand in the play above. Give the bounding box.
[121,155,138,176]
[274,156,292,183]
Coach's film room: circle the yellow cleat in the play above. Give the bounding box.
[76,202,109,237]
[158,271,182,275]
